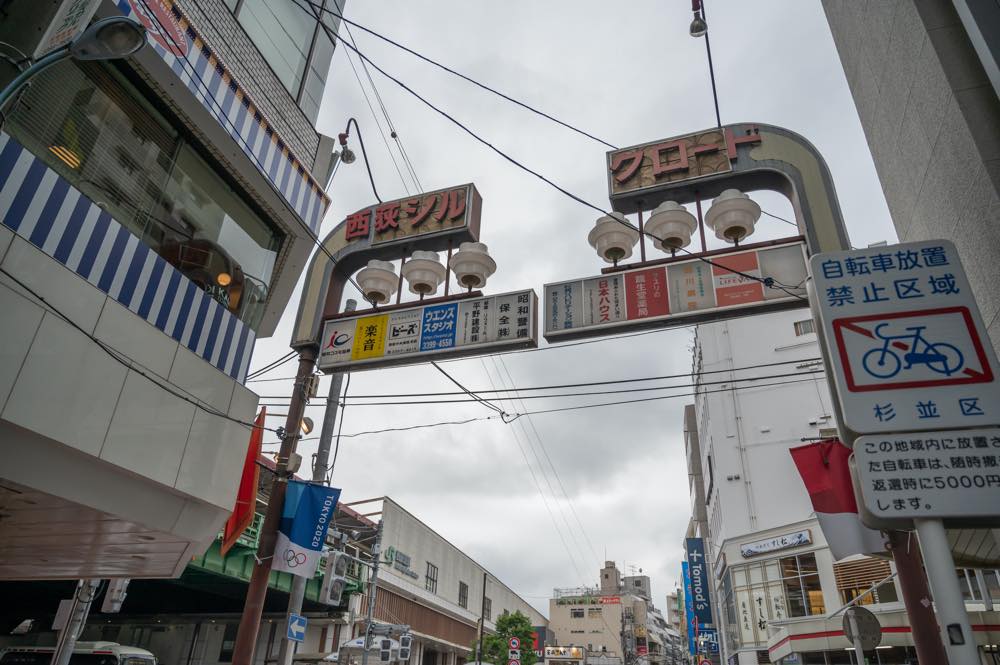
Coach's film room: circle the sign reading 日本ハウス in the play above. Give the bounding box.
[318,290,537,372]
[544,241,808,341]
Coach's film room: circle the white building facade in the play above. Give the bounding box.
[686,309,1000,665]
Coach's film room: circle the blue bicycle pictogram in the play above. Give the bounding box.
[861,323,964,379]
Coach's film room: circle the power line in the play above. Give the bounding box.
[246,351,299,380]
[430,361,507,416]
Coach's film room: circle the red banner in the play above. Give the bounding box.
[221,408,265,555]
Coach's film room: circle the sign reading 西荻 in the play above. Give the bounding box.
[607,127,761,207]
[810,240,1000,434]
[685,538,713,626]
[544,241,807,341]
[318,290,537,372]
[342,184,482,247]
[856,427,1000,520]
[739,530,812,558]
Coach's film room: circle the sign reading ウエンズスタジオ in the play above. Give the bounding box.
[318,290,537,372]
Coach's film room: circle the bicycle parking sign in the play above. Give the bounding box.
[811,240,1000,434]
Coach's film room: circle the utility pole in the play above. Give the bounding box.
[476,571,487,665]
[277,300,356,665]
[361,521,384,665]
[51,579,100,665]
[885,531,948,664]
[232,347,318,665]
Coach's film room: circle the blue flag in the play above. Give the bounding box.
[682,561,696,656]
[272,481,341,578]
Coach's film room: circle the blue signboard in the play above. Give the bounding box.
[420,303,458,351]
[272,481,342,578]
[686,538,714,626]
[700,628,719,653]
[682,561,696,656]
[287,613,307,643]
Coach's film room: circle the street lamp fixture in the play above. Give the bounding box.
[449,242,496,290]
[704,188,760,245]
[644,201,697,253]
[588,212,639,264]
[689,0,708,37]
[401,250,447,296]
[271,415,315,440]
[0,17,147,109]
[357,259,398,304]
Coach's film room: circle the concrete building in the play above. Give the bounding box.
[821,0,1000,354]
[685,309,1000,664]
[0,0,341,579]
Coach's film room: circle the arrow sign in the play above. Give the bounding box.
[287,613,307,643]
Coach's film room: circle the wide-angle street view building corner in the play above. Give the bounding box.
[0,1,999,665]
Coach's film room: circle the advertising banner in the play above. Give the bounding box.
[272,481,342,578]
[682,562,696,656]
[686,538,714,626]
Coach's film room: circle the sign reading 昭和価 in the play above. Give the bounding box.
[739,530,812,558]
[810,239,1000,435]
[272,481,341,579]
[318,290,537,372]
[544,241,808,342]
[685,538,713,626]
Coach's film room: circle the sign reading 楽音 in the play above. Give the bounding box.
[739,530,812,558]
[682,562,696,656]
[272,481,341,579]
[342,184,482,247]
[810,240,1000,435]
[606,127,761,207]
[318,290,537,372]
[544,241,807,341]
[856,427,1000,521]
[685,538,713,626]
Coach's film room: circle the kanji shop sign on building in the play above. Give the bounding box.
[342,183,482,247]
[318,290,537,371]
[810,240,1000,434]
[855,427,1000,520]
[606,126,761,207]
[544,241,808,341]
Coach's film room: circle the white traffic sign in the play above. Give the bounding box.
[811,240,1000,434]
[508,650,521,660]
[856,427,1000,519]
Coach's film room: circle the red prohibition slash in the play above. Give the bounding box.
[832,306,994,392]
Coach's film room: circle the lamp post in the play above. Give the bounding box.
[0,17,146,110]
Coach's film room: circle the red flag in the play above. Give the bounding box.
[789,439,885,560]
[221,408,265,556]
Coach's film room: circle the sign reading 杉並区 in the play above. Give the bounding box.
[318,290,537,372]
[810,240,1000,434]
[544,241,808,341]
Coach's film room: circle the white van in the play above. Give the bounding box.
[0,642,156,665]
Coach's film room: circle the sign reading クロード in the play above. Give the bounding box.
[342,183,482,246]
[810,240,1000,434]
[318,290,537,372]
[544,241,808,341]
[856,427,1000,520]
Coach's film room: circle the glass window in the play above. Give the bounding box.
[459,581,468,608]
[794,319,815,335]
[219,623,238,662]
[587,607,602,618]
[3,60,282,331]
[484,597,492,620]
[425,562,438,594]
[237,0,316,96]
[570,608,584,619]
[780,554,825,617]
[300,28,334,122]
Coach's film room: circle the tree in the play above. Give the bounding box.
[471,610,538,665]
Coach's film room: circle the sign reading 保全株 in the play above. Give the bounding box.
[318,290,537,372]
[810,240,1000,434]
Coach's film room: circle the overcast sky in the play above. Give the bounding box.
[252,0,897,617]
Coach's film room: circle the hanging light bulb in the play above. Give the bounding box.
[704,189,761,244]
[587,213,639,264]
[644,201,697,252]
[449,242,497,290]
[401,251,447,295]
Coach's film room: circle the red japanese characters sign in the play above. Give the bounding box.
[342,184,482,247]
[606,127,761,202]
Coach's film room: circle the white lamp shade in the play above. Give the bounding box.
[587,212,639,263]
[449,242,497,289]
[645,201,697,251]
[356,260,398,304]
[704,189,761,243]
[401,250,447,295]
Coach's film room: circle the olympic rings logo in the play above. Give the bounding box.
[284,548,307,567]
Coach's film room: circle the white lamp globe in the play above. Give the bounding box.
[401,250,447,295]
[704,189,761,244]
[449,242,497,289]
[588,212,639,264]
[356,259,397,304]
[645,201,697,252]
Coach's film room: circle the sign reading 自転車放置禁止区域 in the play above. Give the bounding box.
[810,240,1000,434]
[318,290,537,372]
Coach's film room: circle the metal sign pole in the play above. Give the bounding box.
[913,518,981,664]
[845,611,866,665]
